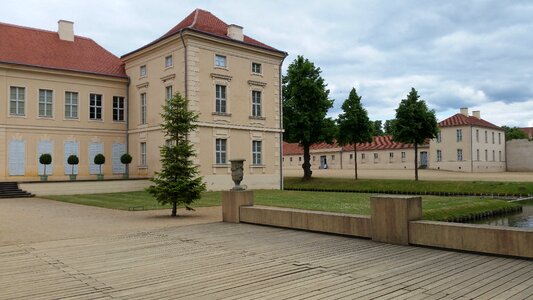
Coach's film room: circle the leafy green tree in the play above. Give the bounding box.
[383,119,394,135]
[337,88,373,179]
[147,92,206,217]
[501,126,528,141]
[391,88,438,181]
[371,120,384,136]
[283,55,334,180]
[39,153,52,176]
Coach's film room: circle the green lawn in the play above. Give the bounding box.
[285,177,533,195]
[43,190,520,222]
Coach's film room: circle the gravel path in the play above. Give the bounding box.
[0,197,221,246]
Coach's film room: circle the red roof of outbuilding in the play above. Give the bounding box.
[0,22,126,78]
[520,127,533,137]
[439,113,501,130]
[283,136,419,156]
[123,9,285,58]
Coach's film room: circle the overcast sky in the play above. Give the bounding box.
[2,1,533,127]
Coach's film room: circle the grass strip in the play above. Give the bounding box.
[43,190,521,222]
[285,177,533,196]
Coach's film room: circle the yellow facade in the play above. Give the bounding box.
[0,63,127,180]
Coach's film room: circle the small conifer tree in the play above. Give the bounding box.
[147,92,206,217]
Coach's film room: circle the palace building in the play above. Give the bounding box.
[0,9,287,190]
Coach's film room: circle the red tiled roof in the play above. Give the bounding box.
[283,136,418,156]
[0,22,126,78]
[439,113,501,130]
[123,9,285,58]
[520,127,533,137]
[342,135,416,151]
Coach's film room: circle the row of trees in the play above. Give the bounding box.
[38,152,133,181]
[283,56,438,181]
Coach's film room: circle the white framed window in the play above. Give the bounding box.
[457,149,463,161]
[389,152,394,158]
[252,90,262,117]
[349,154,353,160]
[215,85,227,113]
[113,96,125,121]
[140,142,147,166]
[140,65,147,77]
[485,149,488,161]
[476,149,480,161]
[436,131,441,143]
[401,151,406,162]
[361,153,365,159]
[252,62,262,74]
[215,138,227,164]
[437,150,442,162]
[215,54,227,68]
[89,93,102,120]
[299,157,302,162]
[165,86,173,101]
[332,155,335,161]
[10,86,25,116]
[456,129,462,142]
[252,140,262,165]
[498,133,502,144]
[485,131,488,143]
[39,89,53,117]
[492,132,495,144]
[492,150,495,161]
[165,55,173,68]
[65,91,78,119]
[140,93,147,124]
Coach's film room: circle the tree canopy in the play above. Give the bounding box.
[391,88,438,181]
[370,120,384,136]
[147,92,206,216]
[283,55,334,180]
[337,87,372,179]
[501,126,528,141]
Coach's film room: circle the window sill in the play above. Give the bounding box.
[251,72,263,77]
[89,119,104,122]
[249,116,266,120]
[9,114,27,118]
[64,117,79,121]
[213,164,230,168]
[37,116,54,120]
[212,112,232,117]
[138,165,148,169]
[214,66,228,71]
[250,164,265,168]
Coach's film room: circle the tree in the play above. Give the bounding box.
[337,88,373,179]
[383,119,394,135]
[501,126,528,141]
[67,154,79,180]
[147,92,206,217]
[121,153,133,178]
[391,88,438,181]
[94,153,105,180]
[370,120,384,136]
[283,55,335,180]
[39,153,52,176]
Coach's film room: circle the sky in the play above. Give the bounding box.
[2,0,533,127]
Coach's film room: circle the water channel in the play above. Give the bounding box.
[472,200,533,228]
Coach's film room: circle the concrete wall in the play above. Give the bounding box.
[507,139,533,171]
[240,206,372,238]
[409,221,532,258]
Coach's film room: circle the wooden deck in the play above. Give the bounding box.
[1,222,532,299]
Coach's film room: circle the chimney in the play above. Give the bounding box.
[227,24,244,41]
[460,107,468,116]
[472,110,481,119]
[58,20,74,42]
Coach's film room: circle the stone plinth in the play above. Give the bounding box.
[371,195,422,245]
[222,190,254,223]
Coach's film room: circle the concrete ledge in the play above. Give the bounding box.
[20,180,151,196]
[409,220,533,259]
[240,206,372,238]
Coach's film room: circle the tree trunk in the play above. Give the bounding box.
[171,202,177,217]
[354,146,358,180]
[302,143,312,181]
[414,143,419,181]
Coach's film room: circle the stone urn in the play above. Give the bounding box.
[230,159,246,191]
